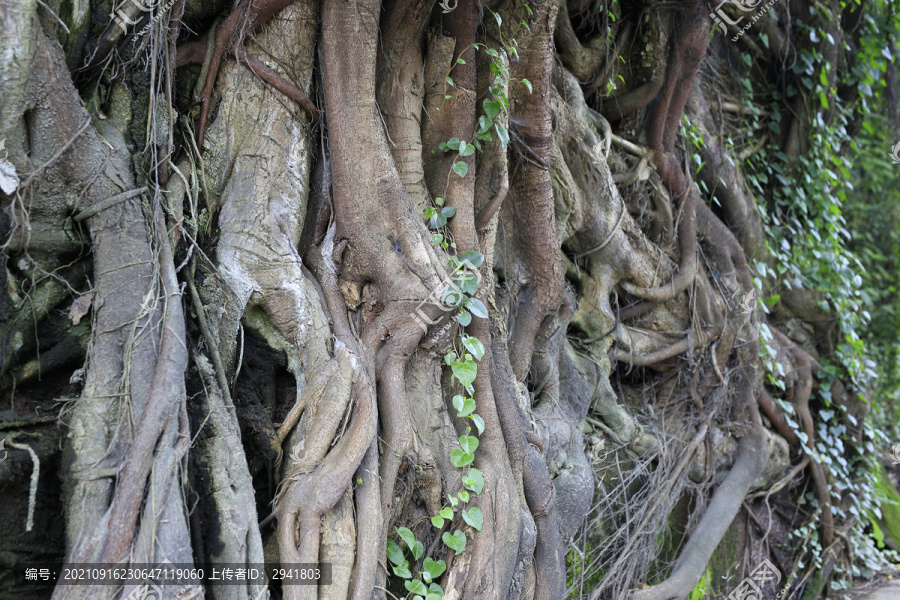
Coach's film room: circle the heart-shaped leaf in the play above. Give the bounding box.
[452,161,468,178]
[442,530,467,554]
[406,579,428,595]
[450,448,475,468]
[463,468,485,494]
[423,558,447,579]
[459,435,479,454]
[431,515,445,528]
[462,507,484,531]
[458,490,470,503]
[456,309,472,326]
[454,395,476,417]
[440,507,454,519]
[446,137,461,151]
[441,206,457,219]
[451,360,477,388]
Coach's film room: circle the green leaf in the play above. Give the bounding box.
[521,78,533,94]
[423,558,447,580]
[493,11,502,26]
[483,99,501,120]
[477,115,492,134]
[470,413,485,435]
[440,506,454,519]
[459,251,484,268]
[431,233,444,246]
[458,140,468,156]
[495,122,510,148]
[446,137,461,151]
[455,271,479,295]
[426,594,443,600]
[451,359,477,388]
[431,515,445,528]
[387,539,406,566]
[462,506,484,531]
[441,206,457,219]
[406,579,428,595]
[459,142,475,157]
[393,564,412,579]
[463,468,484,494]
[450,448,475,467]
[467,298,488,318]
[445,76,454,87]
[412,540,425,561]
[459,435,479,454]
[442,530,467,554]
[461,335,485,361]
[448,494,458,506]
[452,161,468,178]
[458,490,469,503]
[456,310,472,326]
[397,527,417,552]
[429,583,444,594]
[453,395,476,417]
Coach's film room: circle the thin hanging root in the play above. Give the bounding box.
[181,0,311,144]
[6,436,40,532]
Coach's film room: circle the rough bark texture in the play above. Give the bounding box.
[0,0,886,599]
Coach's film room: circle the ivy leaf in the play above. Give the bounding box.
[459,435,479,454]
[521,78,533,94]
[452,161,468,178]
[448,494,458,506]
[441,206,457,219]
[451,359,477,388]
[450,448,475,467]
[453,394,476,417]
[406,579,428,595]
[459,140,475,157]
[462,506,484,531]
[423,558,447,580]
[458,490,470,503]
[397,527,417,552]
[456,309,472,326]
[483,99,501,120]
[431,515,445,528]
[461,335,485,361]
[495,122,510,148]
[442,530,467,554]
[412,540,425,561]
[470,413,485,435]
[445,76,455,87]
[459,251,484,268]
[393,564,413,579]
[467,298,488,319]
[463,468,484,494]
[446,137,461,151]
[387,539,406,566]
[440,507,454,520]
